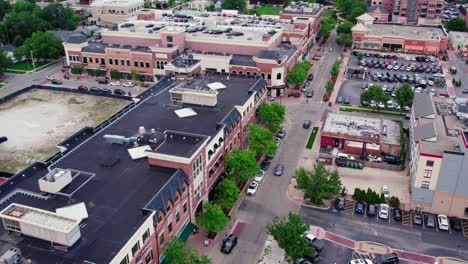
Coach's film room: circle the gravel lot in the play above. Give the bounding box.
[0,89,129,173]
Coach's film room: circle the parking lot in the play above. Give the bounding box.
[337,52,448,107]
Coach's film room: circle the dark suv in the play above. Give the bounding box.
[335,197,345,210]
[367,204,377,216]
[221,234,238,254]
[355,201,365,214]
[373,253,399,264]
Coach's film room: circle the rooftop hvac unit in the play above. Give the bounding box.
[39,168,73,194]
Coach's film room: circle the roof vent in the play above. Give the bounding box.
[38,168,73,194]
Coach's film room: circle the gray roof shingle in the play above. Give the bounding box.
[413,93,434,118]
[414,122,437,141]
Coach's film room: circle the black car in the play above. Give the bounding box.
[303,120,311,129]
[98,79,109,84]
[367,204,377,216]
[374,253,399,264]
[335,197,345,210]
[426,214,436,228]
[220,234,238,254]
[393,208,402,221]
[355,201,365,214]
[51,79,62,85]
[260,160,271,170]
[343,97,350,104]
[265,152,275,160]
[449,217,462,231]
[336,96,343,104]
[90,87,102,92]
[0,136,7,144]
[114,88,126,95]
[308,74,314,81]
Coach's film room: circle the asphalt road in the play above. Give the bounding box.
[218,29,342,264]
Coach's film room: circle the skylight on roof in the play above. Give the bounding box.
[175,108,197,118]
[207,82,226,90]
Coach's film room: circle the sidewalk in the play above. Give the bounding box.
[329,49,351,106]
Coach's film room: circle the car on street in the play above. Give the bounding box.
[413,213,423,225]
[247,181,259,195]
[220,234,238,254]
[274,164,284,176]
[437,214,449,231]
[260,160,270,171]
[336,96,343,104]
[304,232,325,252]
[343,97,350,104]
[426,214,436,228]
[462,89,468,94]
[46,75,55,81]
[449,217,462,231]
[308,74,314,81]
[254,170,265,182]
[355,201,365,214]
[303,120,311,129]
[98,79,109,84]
[378,204,389,219]
[277,128,286,138]
[100,88,112,94]
[301,85,308,92]
[367,204,377,217]
[110,81,122,86]
[368,155,382,163]
[78,85,89,91]
[373,253,399,264]
[393,208,402,221]
[114,88,126,95]
[51,79,62,85]
[306,91,314,98]
[123,81,135,87]
[381,185,389,199]
[335,196,345,210]
[348,259,373,264]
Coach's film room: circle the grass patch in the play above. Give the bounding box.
[306,127,319,149]
[0,82,7,89]
[254,6,282,15]
[7,60,51,72]
[340,107,404,117]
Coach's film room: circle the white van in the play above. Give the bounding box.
[337,153,354,160]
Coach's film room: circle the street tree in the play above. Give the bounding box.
[325,80,334,92]
[40,3,80,30]
[225,149,259,185]
[248,124,277,157]
[267,213,315,260]
[294,164,342,205]
[213,179,240,210]
[221,0,245,11]
[287,67,307,87]
[330,60,340,77]
[394,83,414,114]
[0,1,11,20]
[257,102,286,132]
[163,238,212,264]
[336,21,354,34]
[17,31,63,61]
[336,33,352,47]
[0,50,11,76]
[196,203,230,236]
[319,18,336,39]
[446,17,466,32]
[360,85,390,111]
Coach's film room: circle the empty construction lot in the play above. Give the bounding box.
[0,89,129,174]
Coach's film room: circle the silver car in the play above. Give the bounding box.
[274,164,284,176]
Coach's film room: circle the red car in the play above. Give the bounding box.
[78,85,88,91]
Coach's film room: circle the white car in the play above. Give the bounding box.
[404,106,411,111]
[246,181,259,195]
[415,87,423,93]
[348,259,373,264]
[301,86,308,92]
[411,57,416,61]
[428,80,434,86]
[110,81,122,86]
[275,138,281,146]
[254,170,265,183]
[46,75,55,81]
[378,204,389,219]
[368,155,382,163]
[393,65,399,70]
[387,65,393,70]
[123,81,135,87]
[404,56,411,61]
[382,185,389,199]
[377,102,385,109]
[437,214,449,230]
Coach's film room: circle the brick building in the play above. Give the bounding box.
[0,74,267,263]
[320,112,402,158]
[64,2,324,96]
[89,0,146,26]
[371,0,444,24]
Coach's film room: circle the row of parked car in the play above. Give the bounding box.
[353,51,435,63]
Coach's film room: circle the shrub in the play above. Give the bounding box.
[389,196,400,208]
[110,69,122,79]
[70,66,83,75]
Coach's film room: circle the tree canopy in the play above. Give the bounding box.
[163,238,212,264]
[221,0,245,11]
[394,83,414,114]
[258,102,286,132]
[336,0,367,22]
[248,124,277,157]
[445,17,466,32]
[226,149,259,184]
[336,21,354,34]
[360,85,390,110]
[0,50,11,75]
[294,164,342,205]
[267,213,314,260]
[196,203,230,233]
[213,179,240,210]
[16,31,63,61]
[336,33,352,47]
[287,61,311,87]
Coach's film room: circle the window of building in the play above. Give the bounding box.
[232,70,237,74]
[176,212,180,223]
[182,184,186,193]
[183,203,187,213]
[159,233,165,245]
[114,59,118,65]
[277,73,282,80]
[168,222,173,233]
[246,72,250,76]
[423,170,432,178]
[142,228,150,243]
[146,62,150,68]
[134,61,138,67]
[426,160,434,167]
[127,60,130,66]
[145,250,153,263]
[120,255,129,264]
[158,213,163,223]
[121,60,124,66]
[83,57,87,63]
[109,58,113,65]
[95,58,99,63]
[421,181,430,189]
[167,204,171,212]
[168,44,173,48]
[167,36,173,42]
[140,61,144,67]
[267,74,271,80]
[239,71,243,75]
[131,241,140,257]
[101,58,105,65]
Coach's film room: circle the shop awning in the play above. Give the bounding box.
[426,46,438,52]
[405,45,424,51]
[178,222,195,242]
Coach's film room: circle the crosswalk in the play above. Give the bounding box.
[462,219,468,238]
[402,211,412,227]
[342,200,355,215]
[351,251,374,261]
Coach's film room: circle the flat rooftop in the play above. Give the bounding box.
[322,112,400,145]
[366,24,446,40]
[282,2,323,15]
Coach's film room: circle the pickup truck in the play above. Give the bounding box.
[304,233,325,252]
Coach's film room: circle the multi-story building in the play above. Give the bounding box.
[0,74,267,263]
[375,0,444,24]
[351,16,448,54]
[64,2,324,96]
[409,93,468,218]
[89,0,145,26]
[459,4,468,30]
[368,5,390,22]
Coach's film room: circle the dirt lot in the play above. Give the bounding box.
[0,89,129,174]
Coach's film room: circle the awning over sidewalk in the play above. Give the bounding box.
[178,222,195,242]
[426,46,438,52]
[405,45,424,51]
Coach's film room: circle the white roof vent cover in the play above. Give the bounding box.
[207,82,226,90]
[175,108,197,118]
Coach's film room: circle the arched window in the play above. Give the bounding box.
[267,74,271,80]
[239,71,243,75]
[246,72,251,76]
[232,70,237,74]
[277,73,282,80]
[261,73,265,79]
[253,72,257,76]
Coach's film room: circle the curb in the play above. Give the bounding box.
[300,202,331,210]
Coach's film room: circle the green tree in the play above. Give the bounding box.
[93,69,101,77]
[336,33,352,47]
[12,35,24,47]
[257,102,286,132]
[325,80,334,92]
[389,196,400,208]
[248,124,277,157]
[225,149,259,184]
[205,4,215,11]
[360,85,390,111]
[221,0,245,11]
[13,1,36,13]
[0,0,11,20]
[213,179,240,210]
[110,69,122,79]
[4,11,49,41]
[167,0,175,6]
[196,203,229,235]
[319,17,336,39]
[130,70,140,81]
[379,193,386,203]
[330,60,340,77]
[287,66,308,87]
[267,213,314,260]
[348,6,366,22]
[0,50,11,75]
[445,17,466,32]
[163,238,212,264]
[357,52,363,61]
[70,66,83,75]
[18,31,63,61]
[394,83,414,114]
[40,3,80,30]
[353,188,366,201]
[336,21,354,34]
[294,164,342,205]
